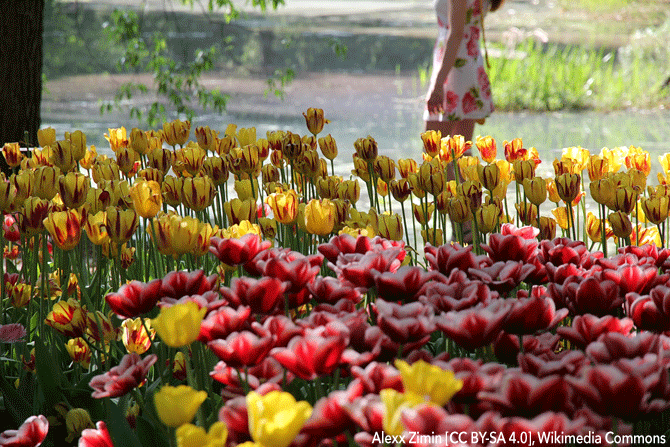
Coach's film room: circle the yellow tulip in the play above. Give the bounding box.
[476,135,497,163]
[194,126,218,153]
[2,142,24,168]
[318,134,338,160]
[154,385,207,427]
[163,119,191,147]
[105,127,129,152]
[152,301,206,348]
[395,359,463,406]
[377,212,403,241]
[43,209,83,250]
[65,408,94,443]
[304,198,336,236]
[523,177,547,207]
[246,391,312,447]
[38,127,56,148]
[380,388,425,437]
[176,422,227,447]
[105,206,139,244]
[182,176,217,212]
[303,108,329,136]
[65,337,92,369]
[237,127,257,147]
[59,172,91,209]
[121,318,155,354]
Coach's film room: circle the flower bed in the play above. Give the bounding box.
[1,110,669,446]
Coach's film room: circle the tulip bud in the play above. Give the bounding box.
[351,154,370,182]
[318,134,338,160]
[225,198,256,225]
[611,186,638,213]
[105,206,139,244]
[515,201,538,226]
[161,175,183,207]
[91,158,121,185]
[162,119,191,147]
[2,142,23,168]
[303,108,329,135]
[628,168,647,192]
[353,136,378,162]
[458,180,482,213]
[412,203,434,226]
[316,176,340,199]
[421,228,443,246]
[182,176,217,212]
[587,155,609,182]
[130,180,162,219]
[513,159,536,184]
[397,158,418,178]
[537,216,557,240]
[640,195,669,226]
[38,127,56,148]
[32,166,61,200]
[234,178,259,202]
[555,173,581,204]
[237,127,257,147]
[477,163,500,192]
[194,126,218,152]
[523,177,547,207]
[389,178,411,202]
[476,203,500,234]
[336,179,360,204]
[59,172,91,209]
[266,189,298,225]
[51,140,76,172]
[19,197,52,235]
[373,155,396,183]
[128,128,149,155]
[609,211,633,239]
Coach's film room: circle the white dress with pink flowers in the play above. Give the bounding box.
[424,0,495,122]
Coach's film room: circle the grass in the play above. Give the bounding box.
[485,38,670,112]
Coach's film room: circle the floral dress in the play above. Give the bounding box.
[424,0,495,122]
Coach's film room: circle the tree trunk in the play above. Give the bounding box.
[0,0,44,176]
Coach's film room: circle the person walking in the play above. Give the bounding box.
[424,0,505,142]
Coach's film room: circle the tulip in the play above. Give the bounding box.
[121,318,155,354]
[446,196,471,224]
[373,155,396,183]
[503,137,526,162]
[154,385,206,427]
[162,119,191,147]
[2,142,23,168]
[201,156,229,186]
[476,135,497,163]
[65,337,92,369]
[421,130,441,157]
[304,198,336,236]
[182,176,217,212]
[105,206,139,244]
[550,206,572,230]
[352,137,377,164]
[377,212,403,241]
[478,162,500,191]
[412,203,434,226]
[0,415,49,447]
[161,175,183,207]
[247,391,312,447]
[174,143,206,177]
[318,134,338,160]
[513,159,535,184]
[45,298,87,338]
[380,388,425,437]
[10,283,32,308]
[334,179,360,204]
[609,211,633,239]
[589,177,615,207]
[152,301,206,348]
[395,359,463,406]
[176,422,228,447]
[237,127,257,147]
[523,176,547,206]
[397,158,418,178]
[641,195,670,226]
[51,140,76,172]
[625,148,651,177]
[32,165,61,200]
[37,127,56,149]
[587,155,609,181]
[91,158,121,185]
[224,198,256,225]
[0,181,19,213]
[303,107,329,136]
[59,172,90,209]
[555,172,580,203]
[296,149,321,178]
[351,154,370,182]
[458,180,482,213]
[476,203,500,234]
[43,209,83,250]
[19,197,52,235]
[611,186,638,213]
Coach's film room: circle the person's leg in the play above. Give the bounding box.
[452,119,476,143]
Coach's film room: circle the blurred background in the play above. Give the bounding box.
[33,0,670,177]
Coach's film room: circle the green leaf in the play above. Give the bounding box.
[0,375,32,425]
[104,399,144,447]
[35,337,63,413]
[136,415,170,447]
